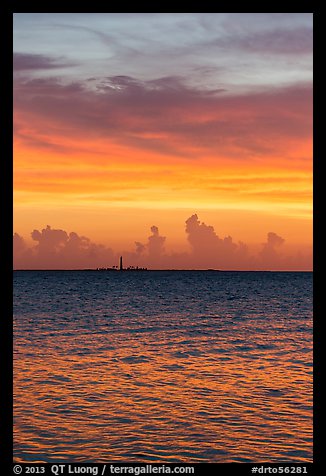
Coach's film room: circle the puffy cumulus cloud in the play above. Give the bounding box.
[123,226,167,268]
[185,214,250,269]
[132,220,310,270]
[13,233,34,268]
[265,231,285,249]
[14,217,312,271]
[124,215,310,270]
[148,226,166,258]
[134,242,146,255]
[14,225,114,269]
[13,232,28,255]
[186,214,234,253]
[31,225,68,255]
[257,231,286,270]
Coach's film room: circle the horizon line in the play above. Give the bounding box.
[13,268,313,272]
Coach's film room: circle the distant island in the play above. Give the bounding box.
[96,256,148,271]
[96,266,148,271]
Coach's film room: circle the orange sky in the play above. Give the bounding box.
[13,13,313,270]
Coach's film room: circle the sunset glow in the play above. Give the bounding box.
[13,13,313,269]
[13,13,314,466]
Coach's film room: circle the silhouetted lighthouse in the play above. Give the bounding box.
[119,256,123,271]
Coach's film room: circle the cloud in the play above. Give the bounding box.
[13,53,76,71]
[148,226,166,258]
[258,231,285,267]
[185,214,249,268]
[14,73,312,159]
[265,232,285,248]
[14,225,114,269]
[186,214,228,253]
[125,226,167,268]
[13,13,312,109]
[135,242,146,255]
[212,26,313,55]
[13,232,27,254]
[13,217,311,270]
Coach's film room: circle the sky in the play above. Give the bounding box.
[13,13,313,270]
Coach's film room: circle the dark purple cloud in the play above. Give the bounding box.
[13,53,77,71]
[14,73,312,159]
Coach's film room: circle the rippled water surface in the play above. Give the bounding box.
[14,271,313,463]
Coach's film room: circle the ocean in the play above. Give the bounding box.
[13,271,313,463]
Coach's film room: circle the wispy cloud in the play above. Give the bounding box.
[209,26,313,55]
[13,14,312,92]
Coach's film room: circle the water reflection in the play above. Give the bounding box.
[14,271,313,463]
